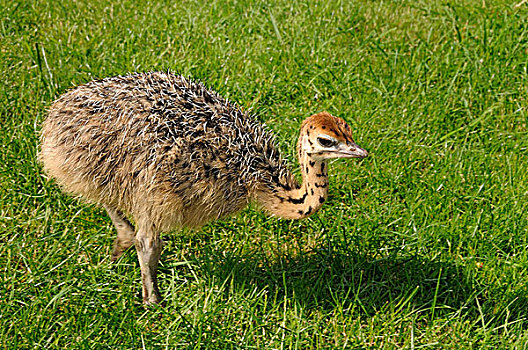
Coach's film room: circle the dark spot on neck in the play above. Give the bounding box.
[288,192,307,204]
[319,196,325,203]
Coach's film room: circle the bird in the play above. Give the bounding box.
[39,71,368,304]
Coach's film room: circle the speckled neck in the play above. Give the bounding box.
[255,150,329,220]
[294,152,329,217]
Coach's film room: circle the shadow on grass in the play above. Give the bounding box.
[192,245,527,325]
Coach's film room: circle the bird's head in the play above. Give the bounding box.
[298,112,368,161]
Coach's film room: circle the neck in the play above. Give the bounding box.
[255,152,329,219]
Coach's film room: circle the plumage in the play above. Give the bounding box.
[39,71,368,304]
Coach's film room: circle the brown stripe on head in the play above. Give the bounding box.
[301,112,355,143]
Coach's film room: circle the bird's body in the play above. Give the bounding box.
[41,72,297,231]
[40,71,368,304]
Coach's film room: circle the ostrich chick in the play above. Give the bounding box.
[39,72,368,304]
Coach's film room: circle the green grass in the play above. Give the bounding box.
[1,0,528,348]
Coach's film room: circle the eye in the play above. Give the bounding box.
[317,137,337,148]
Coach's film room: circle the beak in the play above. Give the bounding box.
[335,142,369,159]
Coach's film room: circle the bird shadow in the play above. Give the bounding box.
[187,240,528,325]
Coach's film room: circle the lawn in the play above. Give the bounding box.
[1,0,528,348]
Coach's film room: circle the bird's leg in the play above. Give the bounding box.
[104,206,136,261]
[135,224,163,305]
